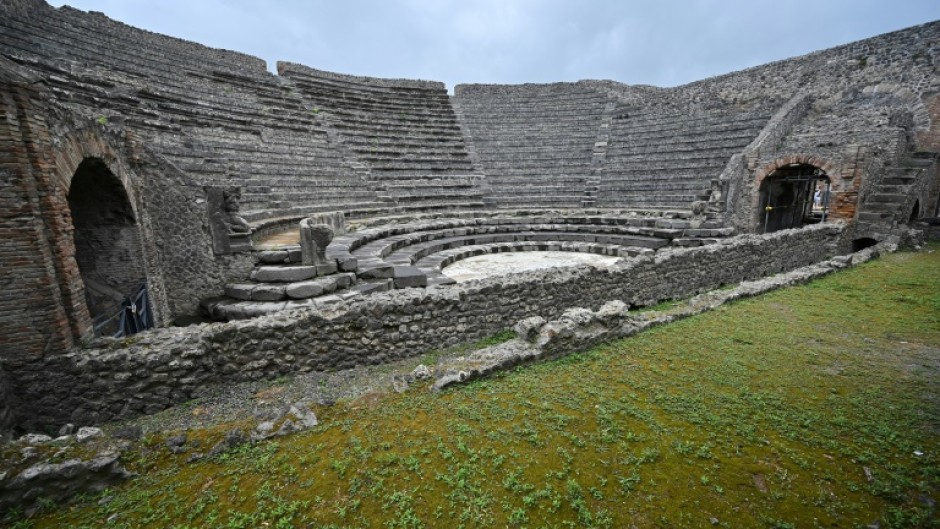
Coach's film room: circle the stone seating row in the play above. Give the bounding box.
[3,16,258,90]
[206,210,731,320]
[280,65,485,212]
[42,5,264,73]
[454,85,610,213]
[330,215,728,272]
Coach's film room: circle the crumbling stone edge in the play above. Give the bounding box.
[431,240,899,391]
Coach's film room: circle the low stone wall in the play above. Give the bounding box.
[432,240,896,391]
[10,224,844,430]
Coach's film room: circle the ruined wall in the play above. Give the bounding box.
[10,224,842,429]
[0,58,88,366]
[0,53,249,375]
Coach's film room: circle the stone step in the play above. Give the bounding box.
[250,263,337,282]
[224,272,357,301]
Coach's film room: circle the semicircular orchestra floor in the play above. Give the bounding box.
[441,251,622,282]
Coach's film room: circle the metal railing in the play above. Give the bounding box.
[91,282,154,338]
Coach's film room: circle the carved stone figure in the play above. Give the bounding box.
[206,186,252,254]
[221,188,251,234]
[300,219,334,266]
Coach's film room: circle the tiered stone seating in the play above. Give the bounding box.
[203,213,732,320]
[454,83,612,208]
[331,215,729,283]
[599,108,772,208]
[278,63,485,213]
[0,2,380,221]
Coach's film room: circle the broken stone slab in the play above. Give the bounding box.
[257,250,289,264]
[251,284,287,302]
[250,403,317,441]
[335,254,358,272]
[392,266,428,288]
[358,263,395,279]
[412,364,432,380]
[0,454,134,515]
[224,283,254,301]
[316,261,338,276]
[18,433,52,445]
[288,403,318,429]
[284,280,325,300]
[352,280,393,295]
[75,427,103,443]
[252,265,318,283]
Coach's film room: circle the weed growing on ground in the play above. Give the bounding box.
[16,245,940,528]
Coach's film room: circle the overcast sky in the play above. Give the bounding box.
[49,0,939,91]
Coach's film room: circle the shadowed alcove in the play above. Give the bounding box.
[67,158,149,333]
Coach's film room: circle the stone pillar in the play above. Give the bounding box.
[300,219,334,266]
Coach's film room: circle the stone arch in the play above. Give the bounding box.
[54,127,142,218]
[753,154,837,188]
[43,126,161,339]
[751,154,838,232]
[67,158,149,332]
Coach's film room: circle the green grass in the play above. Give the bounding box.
[15,245,940,529]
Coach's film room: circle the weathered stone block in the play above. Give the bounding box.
[251,284,286,301]
[252,266,317,282]
[393,266,428,288]
[285,281,325,300]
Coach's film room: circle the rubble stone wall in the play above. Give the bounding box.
[10,224,842,430]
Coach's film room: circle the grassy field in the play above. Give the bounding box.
[16,245,940,529]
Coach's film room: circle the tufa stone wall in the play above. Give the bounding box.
[10,224,842,430]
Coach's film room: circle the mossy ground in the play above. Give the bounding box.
[13,245,940,528]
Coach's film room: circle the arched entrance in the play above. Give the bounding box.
[67,158,152,336]
[758,163,831,233]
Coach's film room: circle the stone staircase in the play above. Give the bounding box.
[454,83,612,209]
[201,247,393,321]
[857,154,935,225]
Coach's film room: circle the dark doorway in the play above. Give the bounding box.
[759,164,830,233]
[909,200,920,223]
[67,158,151,336]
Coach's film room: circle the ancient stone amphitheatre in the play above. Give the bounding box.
[0,2,938,523]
